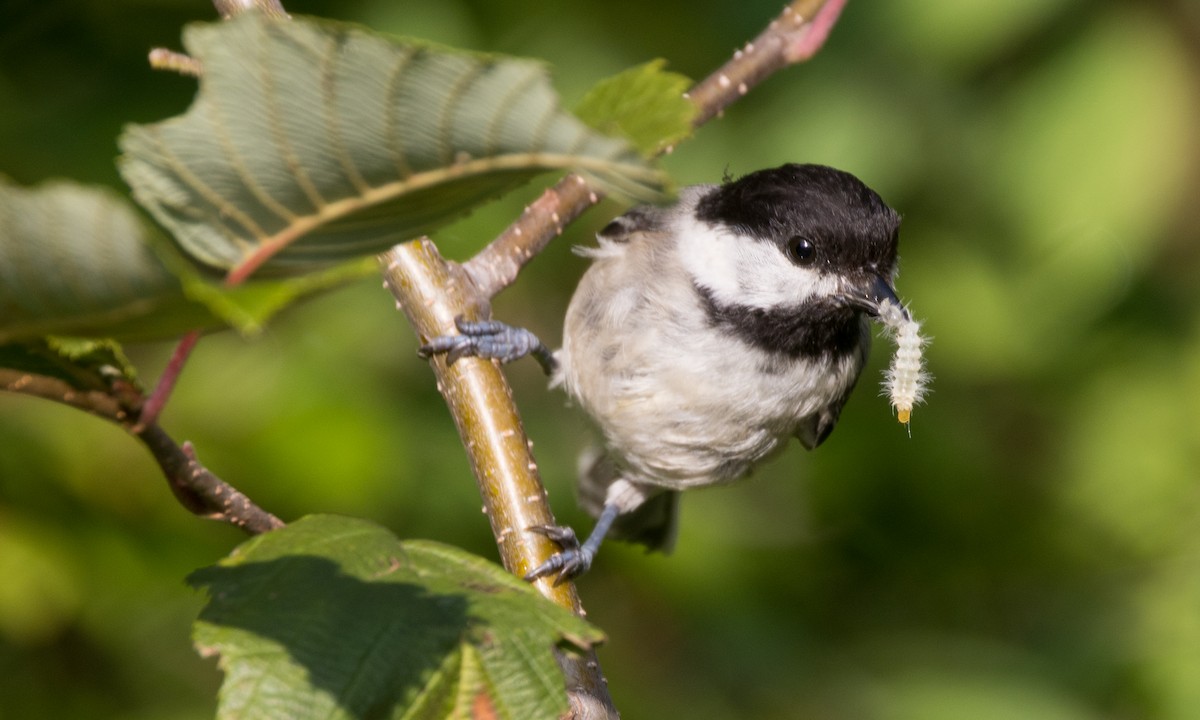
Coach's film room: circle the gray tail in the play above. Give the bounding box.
[576,449,679,552]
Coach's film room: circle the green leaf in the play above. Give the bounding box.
[0,176,188,343]
[0,176,374,341]
[188,515,604,720]
[575,59,696,157]
[120,12,666,279]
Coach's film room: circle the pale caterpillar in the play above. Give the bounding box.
[877,301,930,426]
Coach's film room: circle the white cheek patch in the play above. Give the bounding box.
[876,300,931,428]
[677,214,839,309]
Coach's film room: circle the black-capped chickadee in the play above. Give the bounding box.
[422,163,905,583]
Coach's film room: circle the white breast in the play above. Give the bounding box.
[556,227,862,491]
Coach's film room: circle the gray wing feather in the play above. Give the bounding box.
[597,204,670,242]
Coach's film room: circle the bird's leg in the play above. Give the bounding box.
[524,502,620,585]
[419,316,558,375]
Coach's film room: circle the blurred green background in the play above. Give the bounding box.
[2,0,1199,717]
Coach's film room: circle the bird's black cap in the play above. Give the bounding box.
[695,163,901,275]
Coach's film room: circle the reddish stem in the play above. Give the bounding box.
[136,329,201,430]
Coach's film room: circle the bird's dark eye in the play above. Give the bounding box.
[785,236,816,265]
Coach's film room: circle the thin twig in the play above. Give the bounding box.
[463,175,599,300]
[686,0,848,127]
[139,429,285,534]
[0,369,131,421]
[0,367,283,534]
[464,0,847,299]
[149,48,204,77]
[136,328,201,430]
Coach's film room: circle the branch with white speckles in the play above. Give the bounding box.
[463,0,848,298]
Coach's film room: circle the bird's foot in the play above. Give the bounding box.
[524,525,594,585]
[418,317,556,373]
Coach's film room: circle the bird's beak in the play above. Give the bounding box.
[843,273,906,319]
